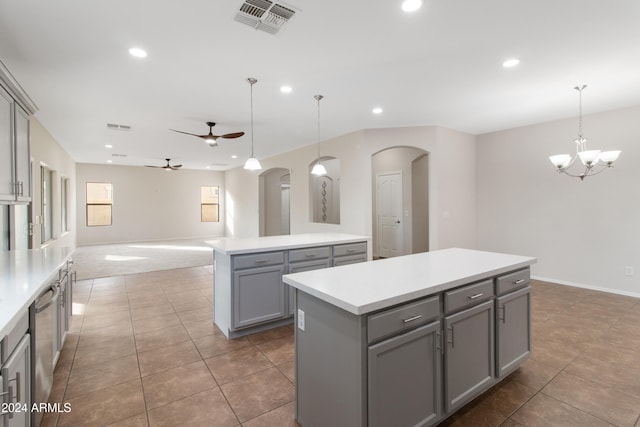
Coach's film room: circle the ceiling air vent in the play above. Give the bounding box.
[106,123,132,131]
[235,0,297,35]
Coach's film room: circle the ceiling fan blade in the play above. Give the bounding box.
[220,132,245,139]
[169,128,203,137]
[144,165,162,168]
[172,164,183,168]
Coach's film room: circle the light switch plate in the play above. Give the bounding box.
[297,309,305,331]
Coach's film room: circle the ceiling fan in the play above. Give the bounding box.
[145,158,182,171]
[169,121,245,147]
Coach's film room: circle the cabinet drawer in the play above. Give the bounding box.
[233,251,284,270]
[368,295,440,344]
[289,246,331,263]
[444,280,494,314]
[496,268,530,296]
[1,310,29,365]
[333,242,367,258]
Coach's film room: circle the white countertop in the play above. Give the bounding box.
[283,248,536,315]
[206,233,371,255]
[0,246,74,339]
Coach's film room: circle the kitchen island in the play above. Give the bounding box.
[207,233,370,339]
[283,247,536,427]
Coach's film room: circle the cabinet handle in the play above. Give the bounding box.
[14,371,20,402]
[447,326,455,348]
[19,181,24,196]
[254,259,268,264]
[402,314,422,324]
[513,279,526,285]
[6,385,14,419]
[499,304,506,323]
[346,249,356,253]
[435,330,444,355]
[468,293,484,300]
[305,253,316,258]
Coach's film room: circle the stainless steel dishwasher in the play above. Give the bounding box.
[30,281,59,425]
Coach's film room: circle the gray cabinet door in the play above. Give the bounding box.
[0,86,14,202]
[14,104,30,202]
[368,321,442,427]
[287,259,331,316]
[233,264,286,329]
[496,286,531,378]
[1,334,31,427]
[444,300,494,413]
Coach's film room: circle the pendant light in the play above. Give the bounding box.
[244,77,262,171]
[310,95,327,176]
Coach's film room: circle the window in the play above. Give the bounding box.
[86,182,113,226]
[41,166,53,242]
[61,177,70,232]
[201,186,220,222]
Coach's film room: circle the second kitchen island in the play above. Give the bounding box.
[207,233,370,339]
[283,247,536,427]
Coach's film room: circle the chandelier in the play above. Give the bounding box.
[548,85,620,180]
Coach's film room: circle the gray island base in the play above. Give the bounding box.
[283,248,536,427]
[207,233,370,339]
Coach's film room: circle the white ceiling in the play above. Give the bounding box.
[1,0,639,170]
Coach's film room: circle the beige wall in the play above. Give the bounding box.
[477,105,640,297]
[224,125,477,252]
[76,163,225,245]
[30,117,76,249]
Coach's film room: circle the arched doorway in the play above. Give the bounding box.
[259,167,291,236]
[371,147,429,258]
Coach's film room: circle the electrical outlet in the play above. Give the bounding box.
[297,309,305,331]
[625,266,634,277]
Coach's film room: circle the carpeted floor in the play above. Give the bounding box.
[73,239,214,280]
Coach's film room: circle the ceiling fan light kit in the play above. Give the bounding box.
[548,85,621,181]
[244,77,262,171]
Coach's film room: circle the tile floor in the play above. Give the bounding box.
[41,267,640,426]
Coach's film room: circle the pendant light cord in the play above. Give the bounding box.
[315,95,324,163]
[249,78,256,157]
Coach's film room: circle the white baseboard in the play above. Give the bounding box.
[532,275,640,299]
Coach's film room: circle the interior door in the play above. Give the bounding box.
[376,171,404,258]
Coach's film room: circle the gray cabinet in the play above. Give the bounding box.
[333,242,367,266]
[233,264,286,329]
[287,248,331,316]
[13,105,30,203]
[496,286,531,378]
[0,85,30,204]
[55,261,74,354]
[368,321,442,427]
[215,239,368,338]
[444,299,495,413]
[1,334,31,427]
[0,86,14,203]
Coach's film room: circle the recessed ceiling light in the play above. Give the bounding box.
[105,144,113,148]
[128,47,147,58]
[401,0,423,12]
[503,58,520,68]
[372,107,383,115]
[231,155,238,159]
[106,159,113,163]
[280,85,292,94]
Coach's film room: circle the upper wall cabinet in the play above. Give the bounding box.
[1,61,36,204]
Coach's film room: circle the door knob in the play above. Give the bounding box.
[396,220,400,224]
